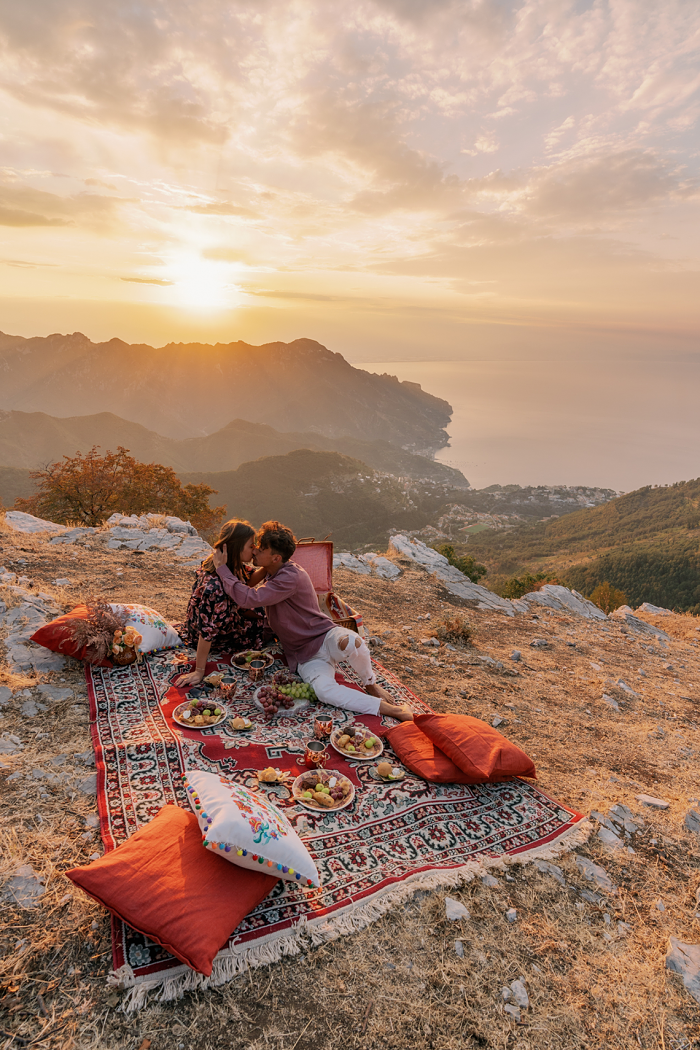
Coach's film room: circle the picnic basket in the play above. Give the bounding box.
[290,538,365,638]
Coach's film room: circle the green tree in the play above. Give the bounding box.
[433,543,487,582]
[588,581,627,614]
[15,446,225,532]
[497,571,561,600]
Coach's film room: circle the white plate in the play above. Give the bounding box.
[292,769,355,812]
[330,726,383,762]
[172,700,228,730]
[253,686,309,716]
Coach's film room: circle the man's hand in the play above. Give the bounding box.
[212,543,227,569]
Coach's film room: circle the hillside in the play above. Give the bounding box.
[3,519,700,1048]
[466,479,700,613]
[0,410,468,488]
[178,448,456,547]
[0,332,451,449]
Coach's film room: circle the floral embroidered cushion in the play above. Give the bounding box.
[65,804,278,975]
[109,602,182,652]
[184,770,320,887]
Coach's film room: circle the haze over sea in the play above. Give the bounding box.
[353,357,700,493]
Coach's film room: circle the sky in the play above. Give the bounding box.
[1,0,699,487]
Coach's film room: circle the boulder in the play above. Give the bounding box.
[666,938,700,1004]
[4,511,66,534]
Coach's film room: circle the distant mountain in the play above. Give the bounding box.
[0,410,468,488]
[0,466,37,507]
[178,449,458,548]
[0,332,451,450]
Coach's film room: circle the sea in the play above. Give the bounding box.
[354,358,700,493]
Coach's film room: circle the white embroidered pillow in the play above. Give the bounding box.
[183,771,320,888]
[109,602,182,653]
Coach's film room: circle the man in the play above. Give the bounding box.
[212,520,413,721]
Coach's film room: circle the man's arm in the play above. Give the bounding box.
[215,563,296,609]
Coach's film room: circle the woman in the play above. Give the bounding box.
[175,519,267,688]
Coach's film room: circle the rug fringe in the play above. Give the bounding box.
[116,816,591,1012]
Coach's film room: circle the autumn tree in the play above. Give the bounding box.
[15,446,225,532]
[589,581,627,614]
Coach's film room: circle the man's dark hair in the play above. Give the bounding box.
[257,521,297,562]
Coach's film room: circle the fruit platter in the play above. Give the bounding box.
[231,650,275,671]
[172,697,228,729]
[370,761,406,782]
[292,769,355,811]
[254,677,317,720]
[330,725,384,761]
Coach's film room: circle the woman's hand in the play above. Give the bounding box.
[212,543,227,569]
[175,668,205,688]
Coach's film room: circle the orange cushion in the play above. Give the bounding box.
[385,722,477,783]
[66,805,278,975]
[31,605,112,666]
[415,713,537,783]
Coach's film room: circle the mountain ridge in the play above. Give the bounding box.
[0,332,451,449]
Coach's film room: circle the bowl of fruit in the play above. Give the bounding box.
[330,725,383,761]
[292,769,355,811]
[172,698,228,729]
[231,650,275,671]
[254,682,316,720]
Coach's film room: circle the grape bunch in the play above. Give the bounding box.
[257,684,294,719]
[277,682,317,703]
[273,670,296,686]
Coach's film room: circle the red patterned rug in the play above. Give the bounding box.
[87,649,589,1008]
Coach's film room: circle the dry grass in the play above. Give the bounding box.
[1,531,700,1048]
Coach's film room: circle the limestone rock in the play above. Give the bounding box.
[4,511,66,534]
[1,864,45,908]
[358,553,401,579]
[610,605,670,641]
[575,855,616,892]
[333,552,371,574]
[445,897,471,921]
[535,860,566,886]
[666,938,700,1004]
[389,536,516,615]
[50,528,97,545]
[520,584,607,620]
[638,603,672,617]
[685,809,700,834]
[636,794,670,809]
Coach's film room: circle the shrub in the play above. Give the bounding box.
[588,581,627,614]
[434,614,472,647]
[497,572,561,600]
[433,543,487,583]
[15,446,226,532]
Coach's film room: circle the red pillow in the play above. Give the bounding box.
[31,605,112,666]
[385,722,477,784]
[66,805,278,975]
[415,712,537,782]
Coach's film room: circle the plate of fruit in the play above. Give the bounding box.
[254,683,314,719]
[172,698,228,729]
[231,650,275,671]
[330,725,383,762]
[370,761,405,782]
[292,769,355,811]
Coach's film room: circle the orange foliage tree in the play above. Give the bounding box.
[15,446,225,532]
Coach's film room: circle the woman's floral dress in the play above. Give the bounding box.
[176,565,267,653]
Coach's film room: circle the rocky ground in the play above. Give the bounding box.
[1,517,700,1050]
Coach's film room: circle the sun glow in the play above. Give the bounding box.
[164,253,240,310]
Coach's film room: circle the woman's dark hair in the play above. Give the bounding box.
[256,521,296,562]
[202,519,255,579]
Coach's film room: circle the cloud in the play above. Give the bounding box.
[120,276,174,285]
[0,205,69,227]
[184,201,257,218]
[0,176,134,231]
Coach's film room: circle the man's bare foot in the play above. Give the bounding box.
[367,683,413,721]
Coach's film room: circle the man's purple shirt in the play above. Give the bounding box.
[216,561,333,670]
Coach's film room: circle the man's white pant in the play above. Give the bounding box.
[297,627,380,715]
